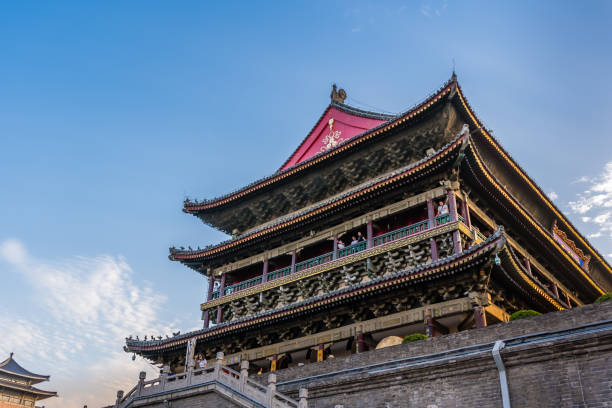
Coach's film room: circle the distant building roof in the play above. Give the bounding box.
[0,353,49,383]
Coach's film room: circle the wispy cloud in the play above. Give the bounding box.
[420,1,448,18]
[0,239,176,408]
[569,162,612,239]
[548,191,559,201]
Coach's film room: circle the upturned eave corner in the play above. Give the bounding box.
[453,83,612,281]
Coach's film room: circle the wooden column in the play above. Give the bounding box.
[367,220,373,248]
[447,190,458,221]
[463,196,472,228]
[452,231,462,254]
[291,250,297,274]
[448,190,462,254]
[262,258,269,283]
[474,306,487,328]
[427,198,436,227]
[203,274,214,328]
[333,234,338,260]
[427,199,439,261]
[216,272,226,324]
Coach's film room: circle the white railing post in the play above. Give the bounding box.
[214,352,224,378]
[266,373,277,405]
[114,390,124,407]
[299,388,308,408]
[239,360,249,392]
[160,365,169,388]
[137,371,146,396]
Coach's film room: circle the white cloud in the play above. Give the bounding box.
[420,1,447,18]
[569,162,612,239]
[351,27,361,33]
[572,175,590,184]
[0,239,176,408]
[0,238,28,265]
[548,191,558,201]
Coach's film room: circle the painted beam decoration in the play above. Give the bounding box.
[552,220,591,269]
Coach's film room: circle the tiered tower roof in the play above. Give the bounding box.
[0,353,57,403]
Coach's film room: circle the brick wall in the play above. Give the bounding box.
[271,301,612,408]
[123,301,612,408]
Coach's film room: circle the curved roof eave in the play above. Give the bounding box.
[454,85,612,284]
[183,77,457,214]
[130,228,506,354]
[169,129,468,263]
[462,137,605,296]
[0,355,49,382]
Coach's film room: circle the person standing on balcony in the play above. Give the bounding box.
[197,354,207,369]
[437,200,448,216]
[337,240,345,249]
[351,236,359,245]
[357,231,366,242]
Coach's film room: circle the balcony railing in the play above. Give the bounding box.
[209,214,454,301]
[435,213,451,226]
[266,266,292,281]
[224,275,263,295]
[295,252,334,273]
[337,241,367,258]
[373,219,429,246]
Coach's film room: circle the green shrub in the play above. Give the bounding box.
[595,292,612,303]
[509,310,541,321]
[402,333,428,343]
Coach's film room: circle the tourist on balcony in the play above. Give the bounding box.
[437,200,449,216]
[197,354,207,369]
[357,231,366,242]
[351,236,359,245]
[337,240,345,249]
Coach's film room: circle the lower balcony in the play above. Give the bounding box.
[212,214,452,300]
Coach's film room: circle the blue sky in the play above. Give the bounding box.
[1,1,611,406]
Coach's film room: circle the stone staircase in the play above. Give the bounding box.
[114,353,307,408]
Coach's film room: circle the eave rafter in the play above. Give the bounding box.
[461,137,604,295]
[128,228,564,357]
[170,131,467,265]
[455,86,612,280]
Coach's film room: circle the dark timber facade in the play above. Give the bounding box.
[124,75,612,380]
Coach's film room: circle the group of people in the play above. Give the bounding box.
[337,231,366,249]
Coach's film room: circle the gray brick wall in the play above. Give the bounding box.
[125,301,612,408]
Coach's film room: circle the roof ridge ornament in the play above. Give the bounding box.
[331,84,347,104]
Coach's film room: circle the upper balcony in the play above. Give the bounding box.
[211,213,453,300]
[202,188,484,320]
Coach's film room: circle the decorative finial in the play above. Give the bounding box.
[10,352,13,359]
[331,84,347,104]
